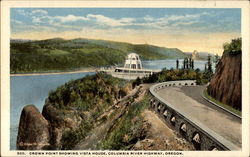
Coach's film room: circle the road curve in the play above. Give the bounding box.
[157,85,241,148]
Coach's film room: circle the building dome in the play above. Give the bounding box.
[124,53,142,69]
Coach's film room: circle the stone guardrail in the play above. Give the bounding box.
[149,80,239,151]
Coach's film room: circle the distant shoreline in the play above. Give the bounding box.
[10,68,97,76]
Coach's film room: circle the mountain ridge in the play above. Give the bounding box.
[10,38,189,73]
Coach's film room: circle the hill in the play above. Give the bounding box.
[10,38,188,73]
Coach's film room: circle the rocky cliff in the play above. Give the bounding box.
[207,53,241,110]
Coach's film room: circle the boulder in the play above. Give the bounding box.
[17,105,50,150]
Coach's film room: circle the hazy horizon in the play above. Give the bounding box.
[11,8,241,55]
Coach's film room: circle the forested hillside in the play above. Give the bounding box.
[10,38,188,73]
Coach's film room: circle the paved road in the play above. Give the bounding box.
[157,85,241,148]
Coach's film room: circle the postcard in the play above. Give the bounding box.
[1,0,249,157]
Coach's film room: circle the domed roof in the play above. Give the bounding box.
[127,53,140,60]
[124,53,142,69]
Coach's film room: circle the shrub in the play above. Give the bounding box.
[223,38,242,55]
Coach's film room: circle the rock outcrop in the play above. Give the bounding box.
[17,105,50,150]
[41,100,83,149]
[16,74,133,150]
[191,50,200,60]
[207,53,241,110]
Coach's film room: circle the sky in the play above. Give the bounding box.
[10,8,241,55]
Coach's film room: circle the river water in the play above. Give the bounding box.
[10,59,210,150]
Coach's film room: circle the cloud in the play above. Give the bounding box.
[119,17,135,23]
[85,14,136,27]
[11,19,23,24]
[167,14,197,21]
[16,9,48,16]
[86,14,124,26]
[31,9,48,15]
[172,20,199,27]
[16,9,29,16]
[144,15,154,22]
[34,13,136,28]
[32,17,42,24]
[166,12,207,21]
[52,14,88,23]
[14,9,214,32]
[115,12,210,30]
[30,13,131,27]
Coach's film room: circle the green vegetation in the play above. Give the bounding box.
[182,57,194,70]
[223,38,242,55]
[203,90,241,116]
[47,73,129,149]
[60,120,92,150]
[203,55,214,81]
[213,54,220,69]
[131,54,215,86]
[10,38,188,73]
[48,73,127,111]
[100,94,151,150]
[132,68,210,87]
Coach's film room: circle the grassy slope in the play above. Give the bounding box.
[100,94,151,150]
[10,38,188,73]
[203,90,241,116]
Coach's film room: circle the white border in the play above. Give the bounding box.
[1,1,249,157]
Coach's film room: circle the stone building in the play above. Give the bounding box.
[124,53,142,69]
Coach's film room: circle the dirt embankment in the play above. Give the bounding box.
[207,53,241,110]
[132,110,194,150]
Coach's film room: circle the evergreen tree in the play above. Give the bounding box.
[189,58,192,69]
[203,55,213,81]
[207,55,213,74]
[176,59,179,69]
[214,54,220,70]
[132,77,141,88]
[191,59,194,69]
[183,57,188,69]
[183,59,185,69]
[186,58,189,69]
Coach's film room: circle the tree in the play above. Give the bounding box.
[207,55,213,74]
[191,59,194,69]
[183,59,186,69]
[176,59,179,69]
[132,77,141,88]
[223,38,242,55]
[203,55,213,81]
[189,58,192,69]
[183,57,189,69]
[214,54,220,70]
